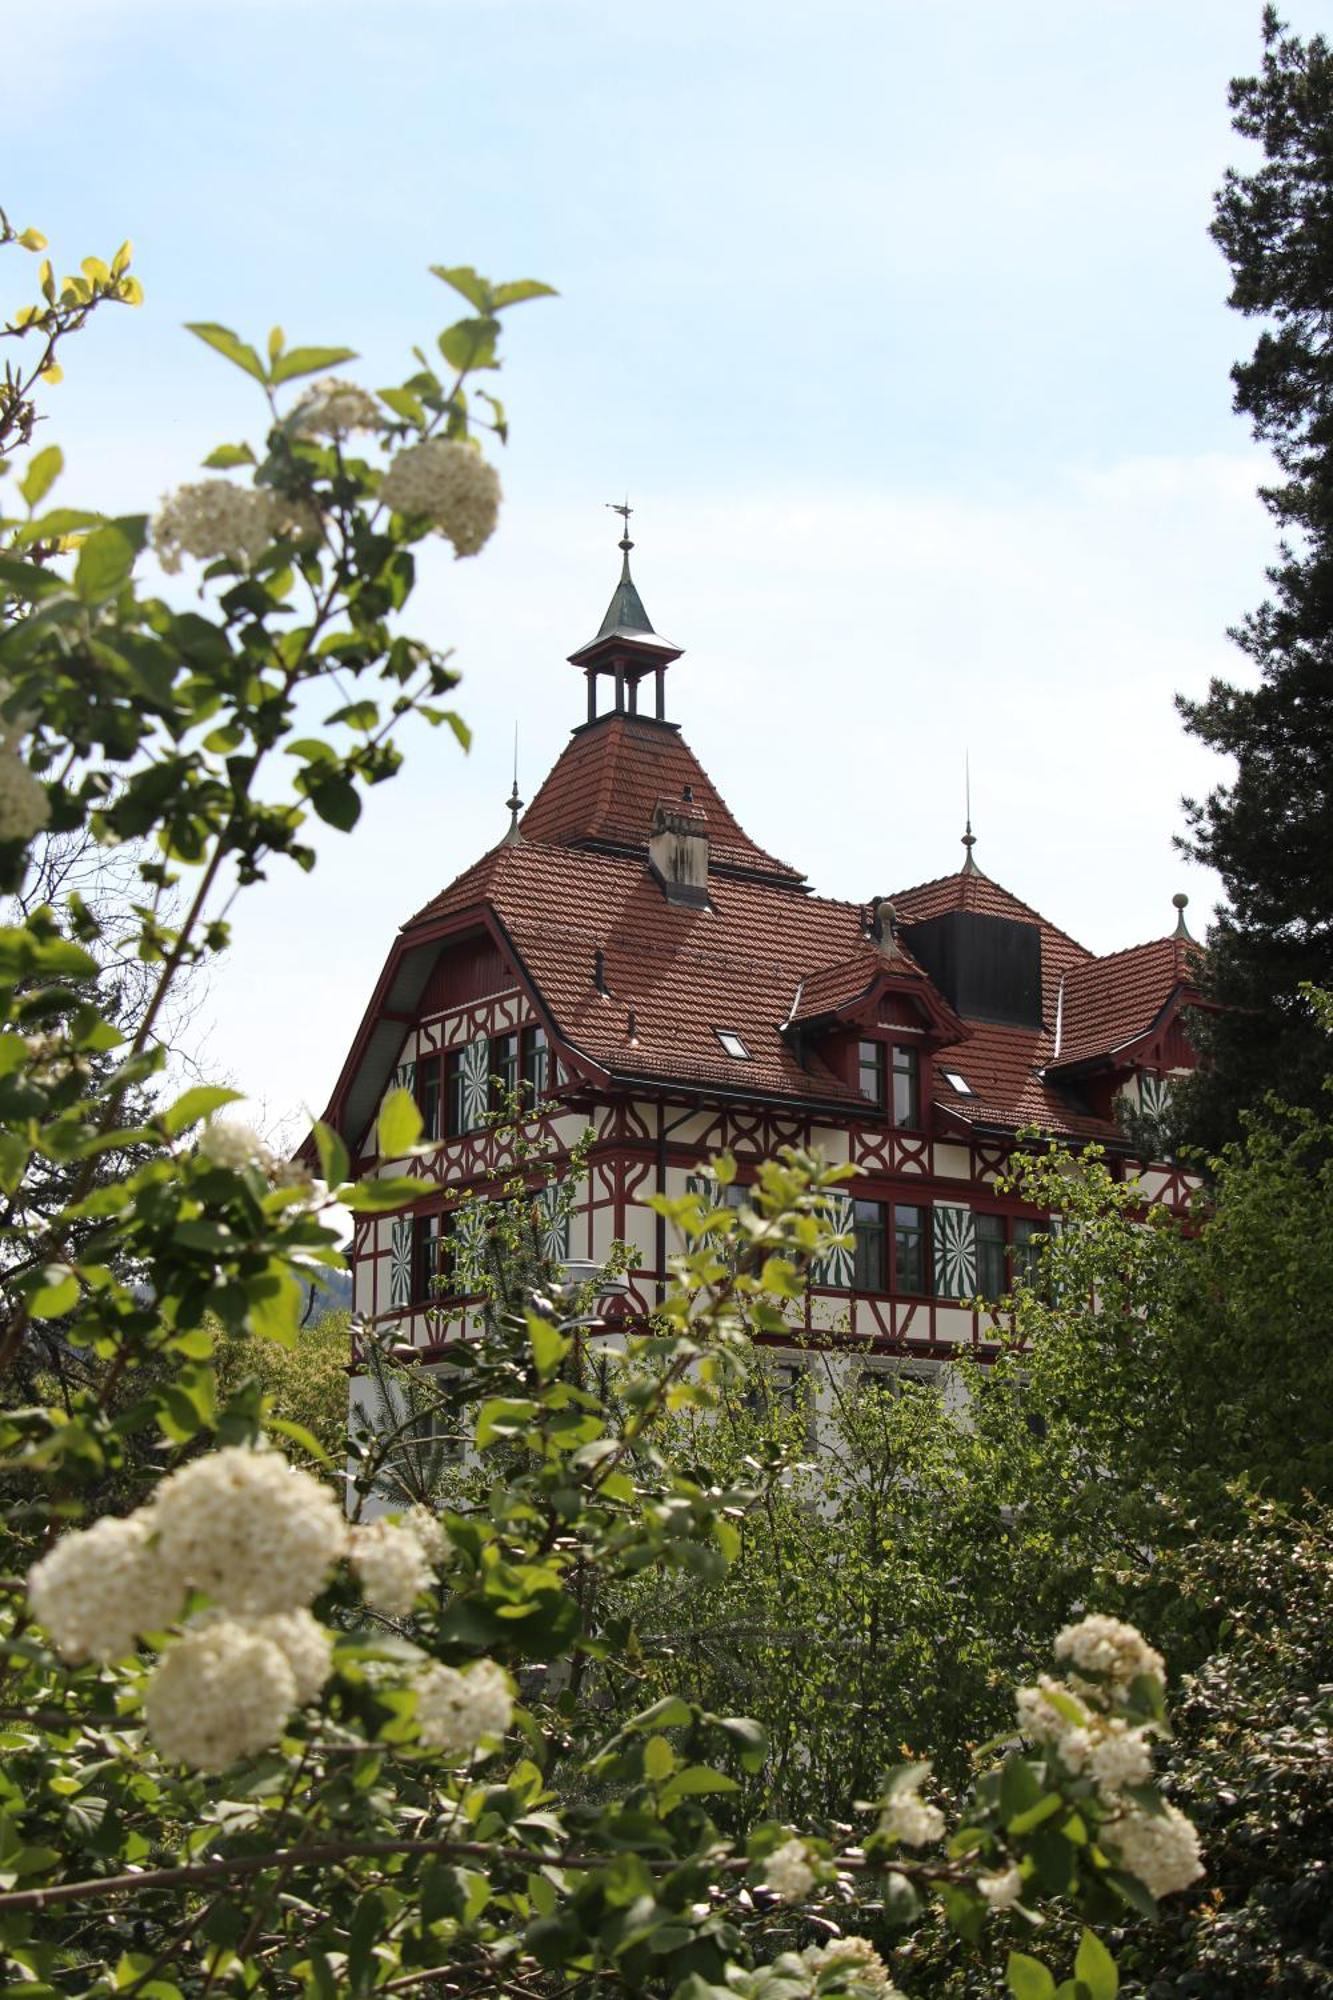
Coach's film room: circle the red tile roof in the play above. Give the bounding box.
[333,740,1197,1149]
[1049,934,1202,1072]
[517,713,805,884]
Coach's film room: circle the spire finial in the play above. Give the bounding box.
[961,752,979,875]
[1171,891,1192,942]
[502,724,524,845]
[607,497,633,562]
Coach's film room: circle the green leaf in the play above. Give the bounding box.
[202,443,256,469]
[1074,1930,1118,2000]
[74,524,136,602]
[438,317,501,373]
[657,1766,739,1810]
[313,1120,349,1187]
[27,1265,79,1319]
[430,265,492,310]
[341,1175,433,1213]
[247,1267,303,1347]
[185,322,268,385]
[19,445,62,510]
[303,771,361,831]
[492,278,558,309]
[267,1417,335,1468]
[271,345,359,386]
[527,1310,570,1382]
[1001,1753,1045,1823]
[1008,1792,1065,1836]
[644,1734,677,1781]
[162,1085,244,1137]
[1007,1953,1056,2000]
[378,1086,422,1158]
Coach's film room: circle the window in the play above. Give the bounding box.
[446,1050,469,1136]
[976,1213,1008,1301]
[893,1204,928,1294]
[419,1060,442,1141]
[860,1359,941,1399]
[522,1024,550,1106]
[858,1039,886,1109]
[853,1199,886,1291]
[941,1070,975,1096]
[415,1212,448,1304]
[491,1032,519,1111]
[892,1046,920,1128]
[714,1028,751,1060]
[1012,1218,1042,1290]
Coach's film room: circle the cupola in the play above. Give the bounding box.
[568,505,682,725]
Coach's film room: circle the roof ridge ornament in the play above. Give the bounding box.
[1171,891,1193,943]
[961,752,980,876]
[502,724,524,845]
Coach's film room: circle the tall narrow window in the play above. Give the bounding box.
[976,1213,1008,1301]
[1012,1218,1041,1290]
[892,1047,920,1129]
[415,1212,448,1303]
[858,1039,886,1109]
[419,1059,442,1142]
[894,1204,928,1294]
[522,1024,550,1106]
[491,1032,519,1111]
[853,1199,887,1291]
[446,1050,468,1136]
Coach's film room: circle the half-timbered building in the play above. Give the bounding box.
[315,534,1201,1398]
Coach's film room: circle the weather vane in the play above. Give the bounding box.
[606,497,633,550]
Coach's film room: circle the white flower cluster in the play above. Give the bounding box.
[293,377,382,439]
[27,1513,182,1664]
[878,1762,945,1847]
[978,1864,1024,1910]
[350,1512,442,1617]
[152,1446,347,1616]
[762,1837,816,1903]
[379,438,501,557]
[0,752,49,843]
[152,481,319,575]
[197,1118,275,1174]
[1102,1799,1204,1901]
[1013,1615,1203,1903]
[413,1656,513,1761]
[801,1938,901,1997]
[1054,1613,1166,1693]
[27,1448,346,1771]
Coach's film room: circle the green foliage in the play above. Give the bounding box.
[215,1307,352,1466]
[1177,11,1333,1147]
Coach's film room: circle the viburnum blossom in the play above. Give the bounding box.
[379,438,500,556]
[350,1518,434,1617]
[197,1118,274,1174]
[762,1837,816,1902]
[402,1504,450,1566]
[978,1864,1024,1910]
[152,480,283,574]
[1103,1800,1205,1900]
[413,1656,513,1760]
[1089,1718,1155,1797]
[27,1514,183,1663]
[293,377,382,438]
[878,1763,945,1847]
[143,1620,296,1772]
[150,1446,347,1616]
[801,1937,901,1995]
[243,1610,334,1706]
[0,752,50,843]
[1055,1613,1166,1694]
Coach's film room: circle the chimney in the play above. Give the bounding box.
[648,796,710,908]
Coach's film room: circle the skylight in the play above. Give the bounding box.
[714,1028,752,1060]
[942,1070,976,1096]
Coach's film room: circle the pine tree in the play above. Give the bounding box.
[1177,8,1333,1149]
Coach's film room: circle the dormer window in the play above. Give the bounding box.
[714,1028,751,1060]
[858,1039,886,1108]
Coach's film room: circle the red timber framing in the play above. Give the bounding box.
[315,544,1204,1380]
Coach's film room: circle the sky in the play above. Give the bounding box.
[10,0,1286,1141]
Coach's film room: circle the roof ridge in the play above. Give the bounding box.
[1065,933,1182,978]
[890,866,1093,957]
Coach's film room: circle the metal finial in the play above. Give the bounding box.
[1171,891,1192,942]
[607,496,633,557]
[502,724,524,845]
[961,752,979,875]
